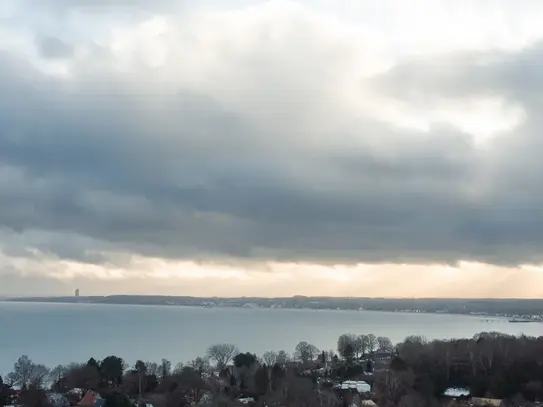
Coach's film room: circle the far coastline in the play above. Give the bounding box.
[4,295,543,322]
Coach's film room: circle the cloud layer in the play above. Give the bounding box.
[2,0,543,295]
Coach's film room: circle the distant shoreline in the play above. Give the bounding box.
[3,295,543,322]
[0,299,510,320]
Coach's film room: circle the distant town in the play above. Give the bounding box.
[5,294,543,322]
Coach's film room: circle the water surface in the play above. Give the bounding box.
[1,301,542,374]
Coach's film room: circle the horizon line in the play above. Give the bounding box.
[3,294,543,301]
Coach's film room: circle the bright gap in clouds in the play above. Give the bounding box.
[371,96,527,147]
[4,252,543,298]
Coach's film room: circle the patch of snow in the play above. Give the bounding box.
[444,388,470,397]
[68,388,84,395]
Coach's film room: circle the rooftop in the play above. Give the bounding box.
[444,388,471,398]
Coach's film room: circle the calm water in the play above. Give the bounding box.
[2,301,543,374]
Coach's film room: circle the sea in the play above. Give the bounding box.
[2,301,543,375]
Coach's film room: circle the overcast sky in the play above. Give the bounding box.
[2,0,543,298]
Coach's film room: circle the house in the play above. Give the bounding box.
[78,391,105,407]
[335,381,371,394]
[360,400,378,407]
[238,397,255,404]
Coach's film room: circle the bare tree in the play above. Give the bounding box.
[367,334,378,353]
[49,365,66,386]
[159,359,171,380]
[134,360,147,400]
[374,369,415,406]
[358,335,370,356]
[188,357,210,378]
[206,344,239,370]
[398,336,428,365]
[145,362,159,378]
[173,362,184,375]
[377,336,394,352]
[29,364,49,389]
[8,355,33,388]
[276,350,290,364]
[318,389,340,407]
[337,334,357,362]
[294,342,319,364]
[404,335,427,345]
[262,351,278,366]
[325,350,337,363]
[9,356,49,389]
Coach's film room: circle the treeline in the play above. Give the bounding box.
[3,332,543,407]
[379,332,543,406]
[0,335,390,407]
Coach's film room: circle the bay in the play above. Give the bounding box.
[1,301,543,375]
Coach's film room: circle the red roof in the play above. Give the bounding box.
[78,391,98,407]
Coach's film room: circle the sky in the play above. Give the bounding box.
[2,0,543,298]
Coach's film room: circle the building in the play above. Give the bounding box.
[78,391,105,407]
[334,380,371,393]
[75,289,80,297]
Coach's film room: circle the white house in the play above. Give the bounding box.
[336,380,371,393]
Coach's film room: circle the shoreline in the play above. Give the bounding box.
[2,298,540,322]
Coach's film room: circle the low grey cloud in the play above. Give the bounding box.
[35,36,74,59]
[0,273,71,297]
[1,2,543,273]
[373,45,543,106]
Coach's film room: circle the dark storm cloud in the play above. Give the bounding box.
[2,28,543,267]
[371,41,543,264]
